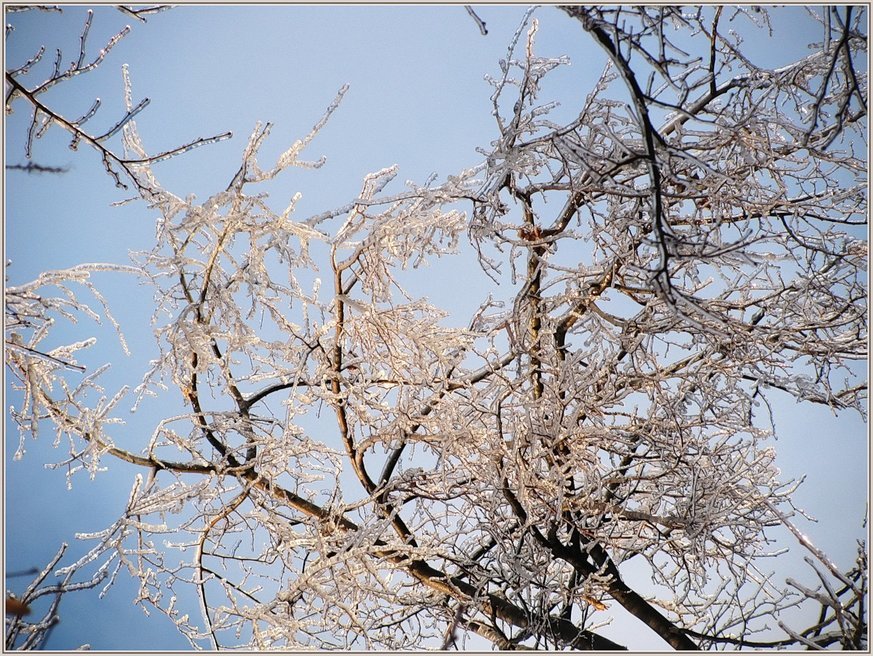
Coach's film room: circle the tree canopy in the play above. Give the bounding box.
[5,5,868,650]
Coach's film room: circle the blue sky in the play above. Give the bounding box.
[4,5,867,650]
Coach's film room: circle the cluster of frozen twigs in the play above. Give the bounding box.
[5,5,867,650]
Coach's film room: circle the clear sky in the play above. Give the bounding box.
[4,5,867,650]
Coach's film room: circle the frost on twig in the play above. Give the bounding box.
[5,263,137,465]
[5,8,231,195]
[116,5,171,22]
[4,544,108,650]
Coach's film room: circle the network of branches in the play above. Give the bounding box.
[5,5,868,651]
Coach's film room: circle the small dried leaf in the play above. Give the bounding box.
[582,595,608,611]
[6,596,31,617]
[518,224,542,241]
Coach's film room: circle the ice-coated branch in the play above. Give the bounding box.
[116,5,171,22]
[5,9,231,195]
[4,544,106,651]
